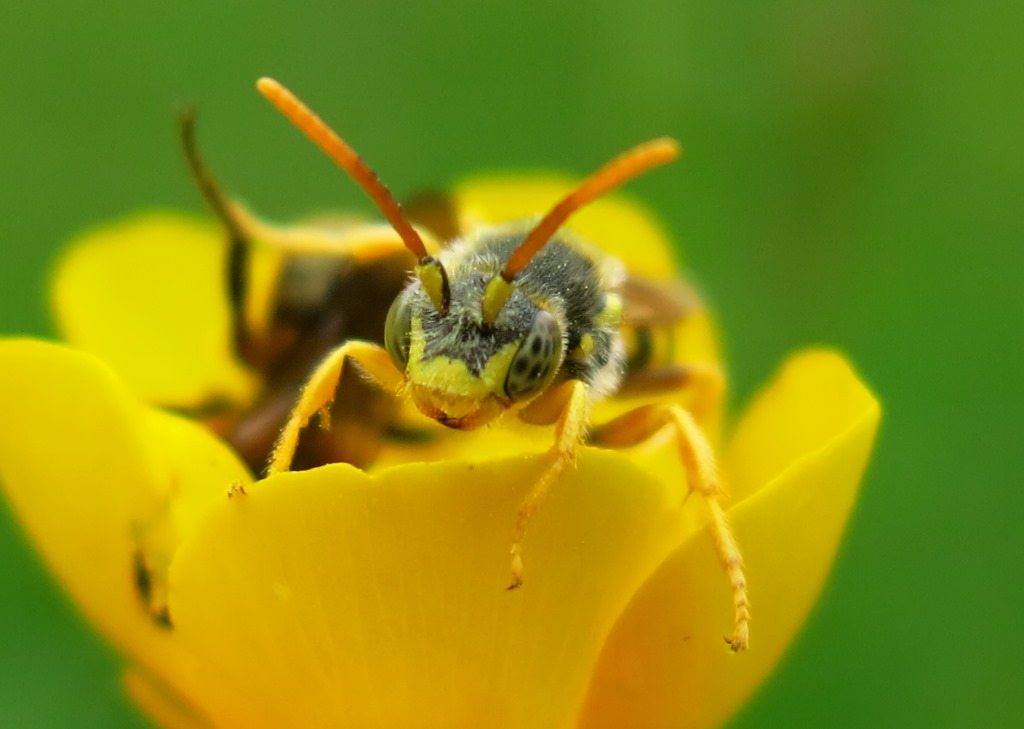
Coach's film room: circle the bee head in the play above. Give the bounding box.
[256,76,679,427]
[385,272,564,429]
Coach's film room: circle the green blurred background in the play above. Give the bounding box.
[0,1,1020,727]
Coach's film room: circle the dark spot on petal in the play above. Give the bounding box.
[133,550,152,604]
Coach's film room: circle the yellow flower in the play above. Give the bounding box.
[0,179,879,728]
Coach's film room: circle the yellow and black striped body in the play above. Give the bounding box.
[621,322,679,378]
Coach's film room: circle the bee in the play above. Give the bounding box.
[191,77,749,651]
[179,110,425,474]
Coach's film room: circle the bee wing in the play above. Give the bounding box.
[613,276,721,410]
[620,275,704,327]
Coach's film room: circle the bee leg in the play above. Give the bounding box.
[592,404,750,651]
[508,379,591,590]
[267,341,403,474]
[616,361,725,424]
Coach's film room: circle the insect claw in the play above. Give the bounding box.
[725,628,749,652]
[155,607,174,629]
[507,543,525,590]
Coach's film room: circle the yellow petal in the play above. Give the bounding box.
[725,349,878,502]
[0,339,249,697]
[0,339,176,672]
[577,351,880,729]
[170,452,693,729]
[142,406,255,533]
[51,213,256,408]
[454,174,681,280]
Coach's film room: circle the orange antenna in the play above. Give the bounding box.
[256,77,429,261]
[479,137,680,324]
[502,138,680,282]
[256,77,449,311]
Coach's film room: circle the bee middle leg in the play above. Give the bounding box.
[268,341,404,474]
[592,401,750,651]
[616,361,726,425]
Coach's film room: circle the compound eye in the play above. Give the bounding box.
[505,310,562,401]
[384,292,414,370]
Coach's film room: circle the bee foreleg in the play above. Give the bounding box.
[508,379,591,590]
[267,341,403,475]
[591,403,750,651]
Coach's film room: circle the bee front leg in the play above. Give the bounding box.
[508,379,591,590]
[592,403,750,651]
[268,341,403,474]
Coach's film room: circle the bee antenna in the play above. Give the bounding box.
[256,77,449,313]
[179,107,247,244]
[481,138,680,324]
[506,138,680,281]
[179,108,254,341]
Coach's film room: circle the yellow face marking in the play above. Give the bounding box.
[407,318,520,402]
[415,259,449,313]
[481,275,515,325]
